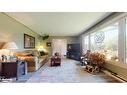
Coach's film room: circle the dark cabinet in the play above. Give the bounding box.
[67,43,81,61]
[0,62,2,76]
[0,60,27,80]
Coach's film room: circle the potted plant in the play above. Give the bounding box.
[42,34,49,40]
[89,52,106,71]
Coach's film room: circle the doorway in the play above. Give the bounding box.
[52,39,67,58]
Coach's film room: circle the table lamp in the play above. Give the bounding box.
[2,42,18,61]
[38,46,47,56]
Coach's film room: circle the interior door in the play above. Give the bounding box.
[52,39,67,58]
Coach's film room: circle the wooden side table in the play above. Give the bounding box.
[85,64,100,74]
[0,60,27,80]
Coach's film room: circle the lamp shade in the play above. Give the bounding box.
[2,42,18,50]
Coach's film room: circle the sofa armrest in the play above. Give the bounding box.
[24,56,38,67]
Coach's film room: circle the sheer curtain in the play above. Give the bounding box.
[52,39,67,58]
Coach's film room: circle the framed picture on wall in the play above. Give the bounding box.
[46,42,51,47]
[24,34,35,48]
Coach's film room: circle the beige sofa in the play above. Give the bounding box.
[15,50,48,72]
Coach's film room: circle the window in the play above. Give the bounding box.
[126,19,127,63]
[90,23,118,60]
[82,35,89,54]
[82,15,127,63]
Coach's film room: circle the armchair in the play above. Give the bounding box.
[51,52,61,66]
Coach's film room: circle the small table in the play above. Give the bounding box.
[85,64,100,74]
[0,60,27,80]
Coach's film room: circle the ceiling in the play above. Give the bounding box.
[6,12,111,36]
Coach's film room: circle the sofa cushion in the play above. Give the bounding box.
[14,52,26,57]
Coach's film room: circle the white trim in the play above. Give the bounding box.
[88,35,91,50]
[118,18,126,63]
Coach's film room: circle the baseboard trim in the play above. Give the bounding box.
[102,70,127,83]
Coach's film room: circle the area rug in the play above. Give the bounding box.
[26,59,120,83]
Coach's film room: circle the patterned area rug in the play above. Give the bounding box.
[26,59,120,83]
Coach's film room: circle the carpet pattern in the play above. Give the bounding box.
[26,59,120,83]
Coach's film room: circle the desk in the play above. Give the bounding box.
[0,60,27,80]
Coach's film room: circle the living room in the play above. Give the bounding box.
[1,0,127,95]
[0,12,127,83]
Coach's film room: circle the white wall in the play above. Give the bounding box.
[0,13,79,57]
[42,36,79,56]
[0,13,42,52]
